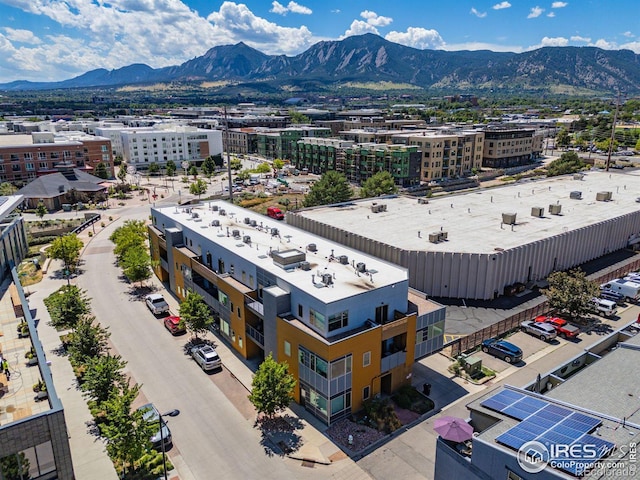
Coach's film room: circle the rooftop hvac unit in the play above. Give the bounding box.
[271,228,279,236]
[219,209,226,216]
[299,261,311,271]
[191,212,199,219]
[569,191,582,200]
[439,231,448,241]
[307,243,317,252]
[232,229,240,238]
[211,205,219,211]
[242,235,251,244]
[549,204,562,215]
[531,206,544,218]
[322,273,333,286]
[502,212,517,225]
[339,255,349,265]
[573,173,585,180]
[371,203,387,213]
[250,220,257,227]
[418,198,429,204]
[356,262,367,273]
[244,217,250,224]
[596,191,612,202]
[429,232,440,243]
[211,220,220,227]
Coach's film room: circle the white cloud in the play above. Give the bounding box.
[331,9,341,14]
[623,31,634,38]
[270,1,287,15]
[342,20,379,38]
[385,27,445,50]
[3,28,42,45]
[271,1,312,15]
[620,41,640,53]
[492,2,511,10]
[591,38,616,50]
[442,41,522,53]
[551,1,568,7]
[547,12,555,18]
[570,35,591,42]
[470,8,487,18]
[527,6,544,18]
[360,10,392,27]
[540,36,569,46]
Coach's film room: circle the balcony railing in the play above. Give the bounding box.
[246,324,264,347]
[381,350,406,372]
[245,296,264,316]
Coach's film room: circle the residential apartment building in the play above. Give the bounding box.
[256,127,331,161]
[0,132,113,184]
[224,127,259,156]
[120,126,222,171]
[0,196,28,282]
[482,127,544,168]
[148,202,445,425]
[392,129,485,181]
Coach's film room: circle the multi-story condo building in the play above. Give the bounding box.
[120,126,222,171]
[256,127,331,161]
[0,195,28,282]
[392,129,485,181]
[291,138,421,187]
[482,126,544,168]
[224,127,259,156]
[148,202,445,425]
[0,132,113,184]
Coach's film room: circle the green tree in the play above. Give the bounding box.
[94,162,109,179]
[48,234,84,272]
[121,244,152,287]
[68,316,110,366]
[101,383,155,476]
[303,171,353,207]
[0,452,30,479]
[288,109,310,124]
[148,162,160,178]
[541,269,599,320]
[188,165,198,179]
[179,290,213,340]
[166,160,177,177]
[556,128,571,148]
[273,159,285,171]
[248,353,296,419]
[0,182,16,196]
[230,158,243,171]
[189,178,207,199]
[236,169,251,182]
[360,171,399,198]
[117,163,128,184]
[635,138,640,151]
[35,202,48,221]
[546,151,587,177]
[110,220,147,262]
[43,285,91,330]
[202,156,217,178]
[254,162,272,174]
[81,354,128,404]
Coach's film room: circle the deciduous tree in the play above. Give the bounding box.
[166,160,177,177]
[249,353,296,419]
[94,162,109,179]
[189,178,207,199]
[303,171,352,207]
[360,171,398,198]
[81,354,128,404]
[121,244,153,286]
[43,285,91,330]
[48,234,83,272]
[546,152,587,177]
[68,316,110,366]
[542,269,599,320]
[35,202,48,221]
[179,290,213,340]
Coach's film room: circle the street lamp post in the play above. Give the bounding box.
[159,409,180,480]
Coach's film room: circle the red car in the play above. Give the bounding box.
[163,315,186,335]
[534,315,580,339]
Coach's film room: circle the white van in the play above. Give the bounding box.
[591,298,618,317]
[600,279,640,301]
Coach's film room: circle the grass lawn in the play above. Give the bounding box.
[18,260,43,286]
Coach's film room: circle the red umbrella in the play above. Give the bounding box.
[433,416,474,442]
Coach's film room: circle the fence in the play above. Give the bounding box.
[71,214,101,235]
[445,255,640,358]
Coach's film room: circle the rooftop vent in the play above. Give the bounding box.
[321,273,333,286]
[242,235,251,244]
[211,220,220,227]
[191,212,199,219]
[244,217,250,224]
[531,206,544,218]
[573,173,585,181]
[271,228,279,236]
[307,243,317,252]
[596,191,612,202]
[569,191,582,200]
[250,220,257,227]
[339,255,349,265]
[299,261,311,271]
[356,262,367,273]
[502,212,517,225]
[232,229,240,238]
[418,198,429,204]
[549,204,562,215]
[371,203,387,213]
[428,232,448,243]
[219,209,226,216]
[211,205,219,211]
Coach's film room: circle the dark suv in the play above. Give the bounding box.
[481,338,523,363]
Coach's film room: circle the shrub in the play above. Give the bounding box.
[394,393,412,409]
[88,231,93,237]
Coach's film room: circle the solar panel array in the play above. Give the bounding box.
[480,390,615,477]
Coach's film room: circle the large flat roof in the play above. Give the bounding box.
[153,201,409,304]
[295,170,640,254]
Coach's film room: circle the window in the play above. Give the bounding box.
[363,386,370,400]
[284,340,291,357]
[375,304,388,324]
[12,164,21,171]
[309,308,325,329]
[298,304,303,317]
[328,311,348,331]
[25,162,34,171]
[237,307,241,318]
[218,291,228,307]
[428,321,444,340]
[363,351,371,367]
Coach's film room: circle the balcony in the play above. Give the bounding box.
[381,350,407,372]
[246,324,264,347]
[245,295,264,316]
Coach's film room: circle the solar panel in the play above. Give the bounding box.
[552,434,615,477]
[480,389,527,413]
[503,396,548,420]
[566,412,601,432]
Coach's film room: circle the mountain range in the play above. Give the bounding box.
[1,34,639,94]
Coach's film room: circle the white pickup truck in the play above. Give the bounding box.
[591,298,618,318]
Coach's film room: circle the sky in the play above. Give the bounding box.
[0,0,638,84]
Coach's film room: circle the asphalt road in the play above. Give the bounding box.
[75,203,317,480]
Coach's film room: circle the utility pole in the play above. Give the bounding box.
[224,106,233,202]
[605,90,621,172]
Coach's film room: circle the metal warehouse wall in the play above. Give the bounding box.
[288,210,640,300]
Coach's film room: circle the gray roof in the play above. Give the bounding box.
[17,169,106,199]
